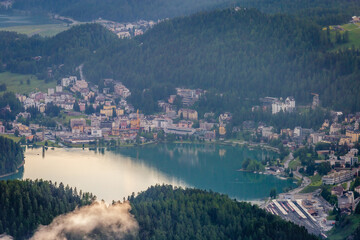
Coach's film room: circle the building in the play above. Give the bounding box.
[261,126,273,138]
[61,76,77,87]
[178,120,193,128]
[91,128,102,138]
[330,123,342,134]
[355,186,360,194]
[70,118,86,128]
[346,130,360,143]
[331,185,344,197]
[79,103,86,112]
[100,106,116,118]
[338,191,355,211]
[219,125,226,136]
[178,109,198,120]
[56,86,63,93]
[164,126,196,135]
[312,93,320,109]
[322,170,357,185]
[48,88,55,95]
[0,122,5,133]
[294,127,302,137]
[271,97,295,114]
[75,80,88,89]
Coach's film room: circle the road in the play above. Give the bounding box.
[284,152,293,169]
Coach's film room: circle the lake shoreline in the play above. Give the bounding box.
[0,160,25,178]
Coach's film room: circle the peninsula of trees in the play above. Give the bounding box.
[0,136,24,176]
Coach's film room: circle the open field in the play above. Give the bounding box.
[0,134,21,143]
[327,22,360,50]
[0,24,69,37]
[288,158,301,171]
[0,72,56,94]
[300,174,322,193]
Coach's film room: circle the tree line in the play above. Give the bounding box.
[0,136,24,176]
[0,179,94,239]
[129,185,319,240]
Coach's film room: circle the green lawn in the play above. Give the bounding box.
[54,112,88,126]
[0,134,22,143]
[328,215,360,240]
[0,24,69,37]
[0,72,55,94]
[288,158,301,171]
[300,174,323,193]
[327,22,360,50]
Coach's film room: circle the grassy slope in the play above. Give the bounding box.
[328,22,360,50]
[0,134,21,142]
[0,24,69,37]
[0,72,55,94]
[328,215,360,240]
[300,174,322,193]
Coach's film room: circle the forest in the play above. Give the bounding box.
[129,185,319,240]
[0,182,320,239]
[0,8,359,122]
[4,0,240,22]
[0,24,118,81]
[82,8,360,114]
[0,136,24,176]
[3,0,359,26]
[0,179,94,239]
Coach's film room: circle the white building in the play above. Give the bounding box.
[48,88,55,95]
[56,86,63,93]
[322,170,357,185]
[91,128,102,138]
[272,97,296,114]
[294,127,302,137]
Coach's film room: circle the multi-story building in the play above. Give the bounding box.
[322,170,357,185]
[271,97,295,114]
[338,191,355,211]
[70,118,86,129]
[178,108,198,120]
[346,129,360,143]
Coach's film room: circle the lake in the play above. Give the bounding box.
[3,144,296,202]
[0,12,60,28]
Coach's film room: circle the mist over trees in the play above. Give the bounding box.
[0,180,94,239]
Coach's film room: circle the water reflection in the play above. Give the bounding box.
[1,144,295,202]
[112,143,295,200]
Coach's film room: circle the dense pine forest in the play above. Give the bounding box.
[3,0,360,25]
[0,136,24,176]
[0,183,319,239]
[83,8,360,114]
[0,8,359,121]
[0,24,118,80]
[0,179,94,239]
[130,185,319,240]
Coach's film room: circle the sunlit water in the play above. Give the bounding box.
[3,144,295,202]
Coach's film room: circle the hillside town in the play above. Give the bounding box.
[0,66,360,239]
[93,18,159,38]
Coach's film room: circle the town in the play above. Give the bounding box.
[1,72,360,238]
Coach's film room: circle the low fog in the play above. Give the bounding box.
[30,201,139,240]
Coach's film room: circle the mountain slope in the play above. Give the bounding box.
[83,8,360,114]
[5,0,359,25]
[8,0,239,22]
[0,23,118,79]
